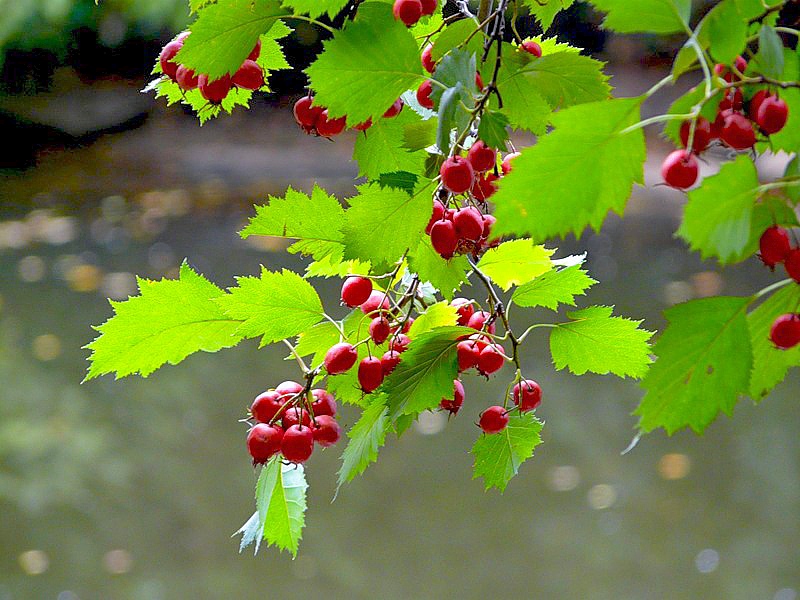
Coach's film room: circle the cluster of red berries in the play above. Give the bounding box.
[759,225,800,350]
[292,94,404,137]
[662,56,790,190]
[158,32,265,104]
[477,380,542,434]
[246,381,341,465]
[392,0,437,27]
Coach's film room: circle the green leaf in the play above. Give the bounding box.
[492,97,645,241]
[305,256,372,279]
[342,184,432,267]
[472,412,543,492]
[430,19,483,61]
[786,156,800,203]
[407,238,470,301]
[432,49,477,153]
[589,0,691,34]
[353,110,428,179]
[217,267,324,346]
[636,296,753,434]
[151,77,254,125]
[748,285,800,400]
[476,240,554,291]
[281,0,348,19]
[240,185,345,262]
[305,3,423,127]
[403,118,438,152]
[383,326,472,418]
[706,0,748,65]
[757,24,784,80]
[85,262,242,380]
[677,155,760,264]
[257,457,308,557]
[408,302,458,338]
[477,110,510,150]
[512,265,597,311]
[550,306,653,378]
[521,0,576,31]
[377,172,421,195]
[336,400,390,491]
[176,0,284,80]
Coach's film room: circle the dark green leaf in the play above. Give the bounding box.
[477,110,510,150]
[756,24,784,80]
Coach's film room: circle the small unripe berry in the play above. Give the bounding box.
[381,350,402,375]
[720,112,756,150]
[383,98,404,119]
[159,40,184,81]
[430,219,458,258]
[479,405,509,434]
[282,408,311,430]
[312,415,341,447]
[521,40,542,58]
[393,0,423,26]
[467,310,495,334]
[759,226,791,268]
[661,149,699,189]
[770,314,800,350]
[679,117,712,153]
[281,424,314,463]
[250,390,284,423]
[358,356,385,393]
[456,340,480,371]
[361,290,391,315]
[440,379,465,414]
[785,249,800,283]
[369,316,392,344]
[467,141,497,172]
[451,298,475,325]
[248,39,262,61]
[311,389,337,417]
[232,59,265,90]
[247,423,284,464]
[175,65,199,90]
[512,379,542,412]
[198,74,232,104]
[324,342,358,375]
[293,96,323,133]
[316,109,347,137]
[453,207,484,241]
[440,156,475,194]
[755,95,788,135]
[421,44,435,73]
[416,80,434,109]
[341,276,373,307]
[477,344,505,375]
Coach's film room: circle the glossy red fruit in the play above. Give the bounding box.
[714,56,747,82]
[521,40,542,57]
[247,423,284,463]
[785,249,800,283]
[454,207,484,241]
[440,379,465,414]
[312,415,341,447]
[475,71,485,90]
[401,318,414,333]
[426,200,446,234]
[770,314,800,350]
[293,96,323,133]
[718,88,743,112]
[467,310,495,334]
[451,298,475,325]
[759,226,791,268]
[472,173,499,201]
[369,316,392,345]
[501,152,520,174]
[341,276,373,307]
[232,60,264,90]
[457,340,481,371]
[198,74,232,104]
[393,0,423,26]
[467,141,497,172]
[482,214,497,241]
[467,334,490,352]
[440,156,475,194]
[416,80,434,109]
[512,379,542,412]
[248,39,262,61]
[316,109,347,137]
[421,44,435,73]
[281,425,314,463]
[311,389,337,417]
[756,95,788,134]
[679,117,712,153]
[175,65,199,90]
[159,40,184,81]
[477,344,505,375]
[358,356,385,393]
[381,350,402,375]
[250,390,284,423]
[479,405,509,434]
[430,219,458,258]
[360,290,391,315]
[721,111,756,150]
[282,408,311,430]
[749,90,771,120]
[661,149,699,190]
[324,342,358,375]
[420,0,437,16]
[275,380,304,396]
[389,334,411,353]
[383,98,404,118]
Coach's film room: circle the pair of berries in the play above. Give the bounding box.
[393,0,437,27]
[759,226,800,282]
[159,33,264,103]
[478,380,543,433]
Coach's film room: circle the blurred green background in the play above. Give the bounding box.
[0,1,798,599]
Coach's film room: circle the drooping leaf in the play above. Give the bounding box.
[472,412,543,492]
[636,296,753,434]
[408,302,459,338]
[430,19,483,61]
[756,24,784,80]
[589,0,691,34]
[353,110,428,179]
[152,77,254,125]
[85,262,242,380]
[256,457,308,557]
[705,0,748,65]
[336,400,390,491]
[403,118,438,152]
[407,238,470,301]
[432,49,477,153]
[550,306,653,378]
[476,239,554,291]
[512,265,597,311]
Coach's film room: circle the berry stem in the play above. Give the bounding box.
[754,278,793,301]
[282,339,311,375]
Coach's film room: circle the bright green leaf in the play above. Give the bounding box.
[336,400,389,491]
[408,302,458,338]
[281,0,348,19]
[294,321,341,369]
[512,265,597,311]
[706,0,748,65]
[589,0,691,34]
[305,256,372,279]
[430,19,483,61]
[472,412,543,492]
[476,240,554,291]
[258,457,308,557]
[353,110,428,179]
[407,238,470,301]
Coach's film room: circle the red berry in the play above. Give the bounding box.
[361,290,391,315]
[521,40,542,58]
[482,214,496,240]
[430,219,458,258]
[383,98,404,119]
[453,207,484,241]
[389,334,411,353]
[293,96,323,133]
[477,344,505,375]
[420,0,437,16]
[467,334,490,352]
[393,0,423,26]
[175,65,199,90]
[467,141,497,172]
[756,95,788,135]
[721,111,756,150]
[785,249,800,283]
[282,408,311,430]
[472,173,499,201]
[248,39,262,61]
[311,389,337,417]
[381,350,402,375]
[479,405,509,434]
[312,415,341,447]
[440,156,475,194]
[159,40,183,81]
[467,310,495,334]
[416,79,434,109]
[440,379,465,414]
[250,390,283,423]
[341,276,373,307]
[281,425,314,463]
[421,44,435,73]
[718,88,743,112]
[679,117,712,153]
[661,149,699,190]
[512,379,542,412]
[475,71,485,91]
[714,56,747,82]
[749,90,771,120]
[401,318,414,333]
[354,118,373,131]
[358,356,385,392]
[316,109,347,137]
[501,152,520,175]
[770,314,800,350]
[324,342,358,375]
[198,74,232,104]
[369,316,392,345]
[451,298,475,325]
[247,423,284,464]
[426,199,446,234]
[456,340,480,371]
[232,60,264,90]
[759,226,791,268]
[275,380,304,396]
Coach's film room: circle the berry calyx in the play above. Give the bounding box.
[282,408,311,430]
[416,80,434,109]
[679,117,712,153]
[360,290,391,315]
[369,316,392,345]
[389,333,411,353]
[232,60,265,90]
[316,109,347,137]
[358,356,385,393]
[175,65,199,90]
[661,149,699,190]
[755,95,788,135]
[324,342,358,375]
[467,141,497,172]
[247,39,262,61]
[521,40,542,57]
[312,415,341,447]
[440,379,465,414]
[430,219,458,259]
[453,207,484,241]
[479,405,509,434]
[770,314,800,350]
[785,248,800,283]
[383,98,404,119]
[247,423,283,464]
[477,344,505,375]
[393,0,423,26]
[281,425,315,463]
[512,380,542,412]
[421,44,435,73]
[250,390,284,423]
[341,276,373,307]
[159,40,184,81]
[720,111,756,150]
[759,226,791,268]
[440,156,475,194]
[311,389,337,417]
[381,350,402,375]
[354,119,373,131]
[198,74,232,104]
